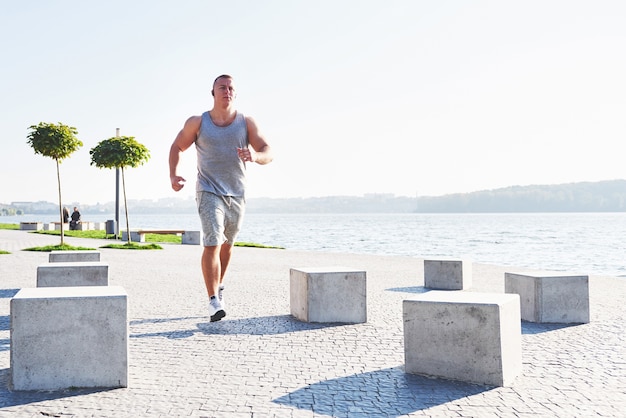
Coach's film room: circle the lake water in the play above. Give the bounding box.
[3,212,626,277]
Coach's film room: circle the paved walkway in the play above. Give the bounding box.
[0,229,624,417]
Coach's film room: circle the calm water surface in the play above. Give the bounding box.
[3,212,625,277]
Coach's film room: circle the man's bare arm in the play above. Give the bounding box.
[238,116,273,165]
[169,115,201,191]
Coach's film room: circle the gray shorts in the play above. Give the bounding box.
[196,191,245,247]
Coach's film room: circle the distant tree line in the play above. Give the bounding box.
[0,207,23,216]
[415,180,626,213]
[248,180,626,213]
[4,180,626,215]
[246,180,626,213]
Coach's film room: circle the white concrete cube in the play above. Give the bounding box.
[505,271,590,323]
[10,286,128,391]
[52,222,69,231]
[290,267,367,323]
[37,262,109,287]
[19,222,42,231]
[49,250,101,263]
[76,221,94,231]
[121,230,144,242]
[182,230,201,245]
[403,291,521,387]
[424,258,472,290]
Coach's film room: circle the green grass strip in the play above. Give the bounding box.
[0,223,284,249]
[23,243,97,252]
[234,241,284,249]
[100,242,163,250]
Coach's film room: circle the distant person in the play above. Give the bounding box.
[69,206,81,230]
[168,74,273,322]
[62,207,70,223]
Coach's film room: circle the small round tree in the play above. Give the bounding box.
[26,122,83,245]
[89,136,150,243]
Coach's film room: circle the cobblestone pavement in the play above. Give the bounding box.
[0,229,624,417]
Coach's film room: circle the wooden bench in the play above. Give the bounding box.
[121,229,184,242]
[121,229,200,244]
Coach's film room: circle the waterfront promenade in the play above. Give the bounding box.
[0,229,624,417]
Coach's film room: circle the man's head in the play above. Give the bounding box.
[211,74,235,97]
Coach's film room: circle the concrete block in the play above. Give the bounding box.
[19,222,42,231]
[182,230,201,245]
[48,222,69,231]
[290,267,366,323]
[10,286,128,391]
[403,291,521,387]
[37,262,108,287]
[505,271,589,323]
[424,258,472,290]
[121,230,144,242]
[49,250,101,263]
[75,221,94,231]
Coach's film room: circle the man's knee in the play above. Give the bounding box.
[203,244,222,256]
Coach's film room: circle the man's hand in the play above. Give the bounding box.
[171,176,186,192]
[237,147,256,163]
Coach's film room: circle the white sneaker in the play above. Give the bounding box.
[218,286,226,309]
[208,296,225,322]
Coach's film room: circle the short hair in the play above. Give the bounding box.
[212,74,233,96]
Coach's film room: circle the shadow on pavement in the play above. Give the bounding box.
[129,316,206,339]
[129,314,346,339]
[0,315,9,352]
[386,286,429,294]
[0,368,119,409]
[197,314,345,335]
[521,321,581,334]
[273,366,489,417]
[0,289,19,299]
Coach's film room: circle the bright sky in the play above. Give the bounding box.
[2,1,625,205]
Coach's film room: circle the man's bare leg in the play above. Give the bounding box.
[202,245,227,321]
[218,243,233,285]
[217,243,233,308]
[201,243,234,293]
[201,245,221,298]
[202,243,234,321]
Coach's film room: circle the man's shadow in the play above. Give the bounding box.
[130,314,346,339]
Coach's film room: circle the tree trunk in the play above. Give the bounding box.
[56,159,65,246]
[122,167,131,244]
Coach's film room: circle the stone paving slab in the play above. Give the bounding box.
[0,229,624,417]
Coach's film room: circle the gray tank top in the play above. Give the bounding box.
[195,111,248,197]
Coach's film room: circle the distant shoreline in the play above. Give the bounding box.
[4,179,626,214]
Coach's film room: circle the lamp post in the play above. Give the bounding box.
[115,128,120,238]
